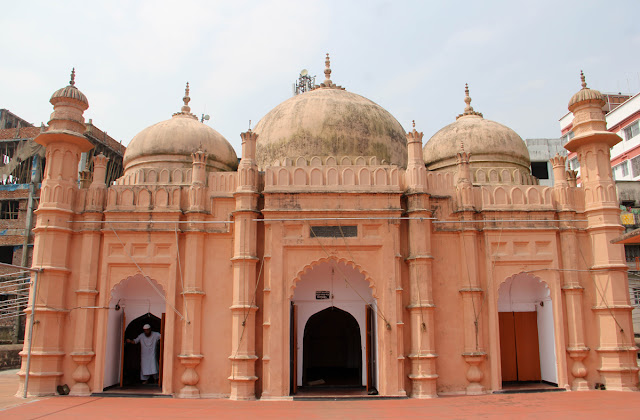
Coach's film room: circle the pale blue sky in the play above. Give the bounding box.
[2,0,640,154]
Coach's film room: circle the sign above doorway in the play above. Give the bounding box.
[315,291,330,300]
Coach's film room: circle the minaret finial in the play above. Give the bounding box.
[412,120,416,129]
[70,68,76,86]
[580,70,587,89]
[457,82,483,120]
[249,119,252,131]
[182,82,191,112]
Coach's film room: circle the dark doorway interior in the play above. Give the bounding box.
[303,307,362,387]
[122,313,161,387]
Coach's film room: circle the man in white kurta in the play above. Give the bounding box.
[128,324,161,383]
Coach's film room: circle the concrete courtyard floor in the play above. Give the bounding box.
[1,369,640,419]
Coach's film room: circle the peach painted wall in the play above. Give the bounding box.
[429,231,474,394]
[197,233,234,398]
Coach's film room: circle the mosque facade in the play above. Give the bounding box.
[16,57,638,399]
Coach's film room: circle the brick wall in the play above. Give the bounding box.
[0,344,22,369]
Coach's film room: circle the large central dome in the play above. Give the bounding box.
[254,55,407,169]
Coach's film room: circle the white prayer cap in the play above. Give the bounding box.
[143,324,151,330]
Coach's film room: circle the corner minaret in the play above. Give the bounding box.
[564,71,638,391]
[18,69,94,396]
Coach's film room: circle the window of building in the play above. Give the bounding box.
[531,162,549,179]
[625,244,640,262]
[614,161,629,179]
[561,131,575,145]
[623,121,639,141]
[633,287,640,307]
[569,157,580,170]
[631,156,640,178]
[0,246,13,265]
[0,201,19,219]
[621,200,636,208]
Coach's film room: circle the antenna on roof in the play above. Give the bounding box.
[294,69,316,96]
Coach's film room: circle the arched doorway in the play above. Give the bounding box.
[122,313,162,386]
[303,307,362,386]
[498,274,557,386]
[291,260,377,394]
[103,274,166,391]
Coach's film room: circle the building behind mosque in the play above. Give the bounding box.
[16,57,638,399]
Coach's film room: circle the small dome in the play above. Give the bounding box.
[423,85,530,173]
[50,68,88,107]
[568,70,605,109]
[124,84,238,174]
[254,54,407,168]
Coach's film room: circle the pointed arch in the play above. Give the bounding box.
[290,256,377,299]
[110,273,166,300]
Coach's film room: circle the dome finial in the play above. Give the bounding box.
[316,53,345,90]
[568,70,604,110]
[464,83,472,111]
[173,82,197,119]
[70,68,76,86]
[324,53,332,84]
[457,83,483,119]
[182,82,191,113]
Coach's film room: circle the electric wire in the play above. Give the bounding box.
[309,221,392,329]
[577,244,627,336]
[460,227,481,351]
[109,223,184,321]
[174,225,189,324]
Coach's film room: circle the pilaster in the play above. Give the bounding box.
[552,154,590,390]
[405,124,437,398]
[178,209,206,398]
[69,153,107,395]
[229,130,260,400]
[458,227,486,394]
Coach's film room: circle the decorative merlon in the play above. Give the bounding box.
[192,150,207,165]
